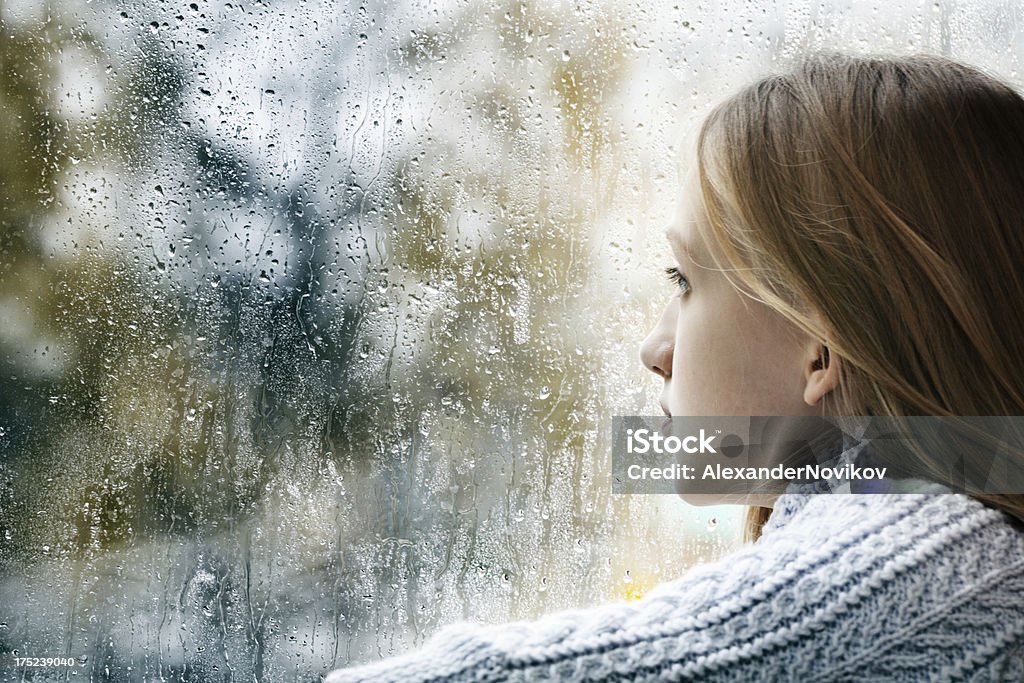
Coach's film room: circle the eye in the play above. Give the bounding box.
[665,266,691,295]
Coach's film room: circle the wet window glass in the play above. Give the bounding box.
[2,0,1021,677]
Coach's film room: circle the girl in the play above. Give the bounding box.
[327,53,1024,681]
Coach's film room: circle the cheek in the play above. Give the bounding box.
[668,298,740,407]
[734,310,812,409]
[672,294,748,375]
[668,292,803,413]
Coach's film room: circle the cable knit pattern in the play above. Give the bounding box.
[325,489,1024,682]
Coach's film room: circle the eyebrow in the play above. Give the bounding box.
[664,225,695,259]
[666,221,719,276]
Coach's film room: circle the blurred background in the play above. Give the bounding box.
[1,0,1022,679]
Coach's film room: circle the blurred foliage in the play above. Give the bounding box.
[5,1,1023,677]
[0,0,746,679]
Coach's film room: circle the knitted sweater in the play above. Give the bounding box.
[325,487,1024,682]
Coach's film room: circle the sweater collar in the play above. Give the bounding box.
[759,482,825,536]
[759,434,952,536]
[760,433,868,534]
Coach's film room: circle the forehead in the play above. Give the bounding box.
[666,170,707,259]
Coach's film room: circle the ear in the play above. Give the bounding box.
[804,341,840,407]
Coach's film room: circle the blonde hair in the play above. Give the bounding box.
[693,53,1024,541]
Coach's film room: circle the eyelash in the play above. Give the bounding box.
[665,266,691,294]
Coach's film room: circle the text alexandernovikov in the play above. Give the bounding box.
[624,461,887,482]
[621,427,887,483]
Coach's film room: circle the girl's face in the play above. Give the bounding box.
[640,171,834,419]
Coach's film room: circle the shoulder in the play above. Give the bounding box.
[696,492,1024,680]
[326,493,1024,682]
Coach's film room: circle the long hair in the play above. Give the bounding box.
[693,53,1024,541]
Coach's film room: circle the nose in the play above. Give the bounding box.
[640,302,676,379]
